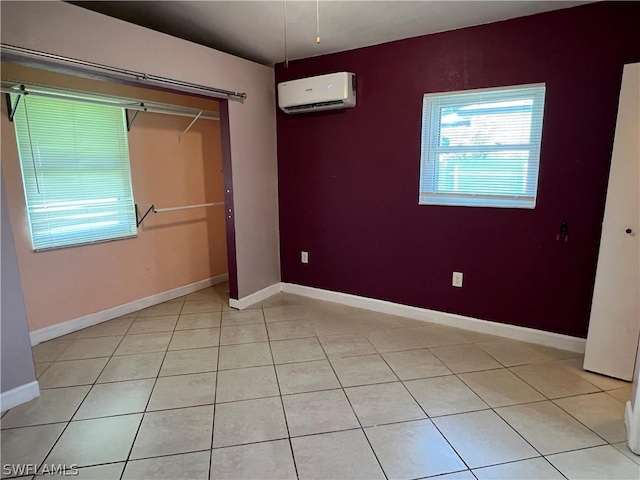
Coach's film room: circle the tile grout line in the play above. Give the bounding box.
[118,295,188,480]
[314,332,390,480]
[263,306,301,480]
[207,308,223,480]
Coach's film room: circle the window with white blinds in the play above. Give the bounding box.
[419,84,546,208]
[12,94,136,251]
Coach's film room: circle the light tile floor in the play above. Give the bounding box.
[2,283,639,480]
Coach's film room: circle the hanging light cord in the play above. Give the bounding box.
[284,0,289,68]
[22,96,41,194]
[316,0,321,44]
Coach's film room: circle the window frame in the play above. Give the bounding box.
[11,91,137,251]
[419,83,546,209]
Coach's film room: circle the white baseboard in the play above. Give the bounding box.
[0,381,39,412]
[30,273,229,345]
[229,283,283,310]
[281,283,587,353]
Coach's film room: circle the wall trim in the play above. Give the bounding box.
[30,273,228,345]
[625,400,640,454]
[229,283,282,310]
[281,283,587,353]
[0,381,39,412]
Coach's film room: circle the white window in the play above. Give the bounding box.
[12,93,136,251]
[419,84,546,208]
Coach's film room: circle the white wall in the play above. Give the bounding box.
[0,1,281,299]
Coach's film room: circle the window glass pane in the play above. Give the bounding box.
[439,99,533,147]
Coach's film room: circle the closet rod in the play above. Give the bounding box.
[0,87,220,120]
[154,202,223,213]
[1,44,247,100]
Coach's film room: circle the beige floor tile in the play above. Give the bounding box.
[38,358,109,388]
[114,332,172,356]
[510,363,601,399]
[348,312,406,332]
[267,319,315,341]
[318,333,377,358]
[216,365,279,402]
[159,347,218,376]
[218,342,273,370]
[365,419,466,479]
[72,463,125,480]
[123,451,210,480]
[330,354,397,387]
[282,389,360,436]
[555,357,631,391]
[382,349,452,380]
[276,360,341,395]
[186,290,224,303]
[46,414,142,467]
[34,362,52,378]
[220,323,268,346]
[0,423,66,477]
[97,352,164,382]
[271,337,326,364]
[608,385,633,403]
[76,317,134,338]
[168,328,220,350]
[547,445,640,480]
[210,439,297,480]
[531,344,582,362]
[404,376,488,417]
[495,401,605,454]
[221,309,265,326]
[127,315,178,334]
[554,392,627,443]
[74,379,155,420]
[310,316,367,336]
[56,336,122,361]
[366,327,435,352]
[292,429,385,480]
[137,299,184,317]
[176,312,221,330]
[473,458,564,479]
[131,405,214,459]
[433,410,539,469]
[147,372,216,410]
[263,304,309,322]
[477,339,550,366]
[1,386,89,428]
[213,397,288,448]
[459,369,545,407]
[345,382,425,427]
[613,442,640,466]
[31,340,70,363]
[451,328,503,343]
[431,344,503,373]
[181,299,223,314]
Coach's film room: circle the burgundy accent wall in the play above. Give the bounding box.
[275,2,640,338]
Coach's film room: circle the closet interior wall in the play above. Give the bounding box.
[1,63,228,332]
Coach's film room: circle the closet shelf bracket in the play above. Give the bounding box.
[178,110,203,143]
[135,203,155,228]
[125,104,146,131]
[5,85,25,122]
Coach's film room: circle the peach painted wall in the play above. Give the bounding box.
[0,0,281,301]
[1,71,227,331]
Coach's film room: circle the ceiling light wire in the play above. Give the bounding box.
[283,0,289,68]
[316,0,321,44]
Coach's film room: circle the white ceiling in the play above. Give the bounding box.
[72,1,592,66]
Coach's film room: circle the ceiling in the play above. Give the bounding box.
[71,1,592,66]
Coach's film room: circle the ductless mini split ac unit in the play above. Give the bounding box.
[278,72,356,114]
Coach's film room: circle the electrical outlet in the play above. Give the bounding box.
[452,271,463,288]
[301,251,309,264]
